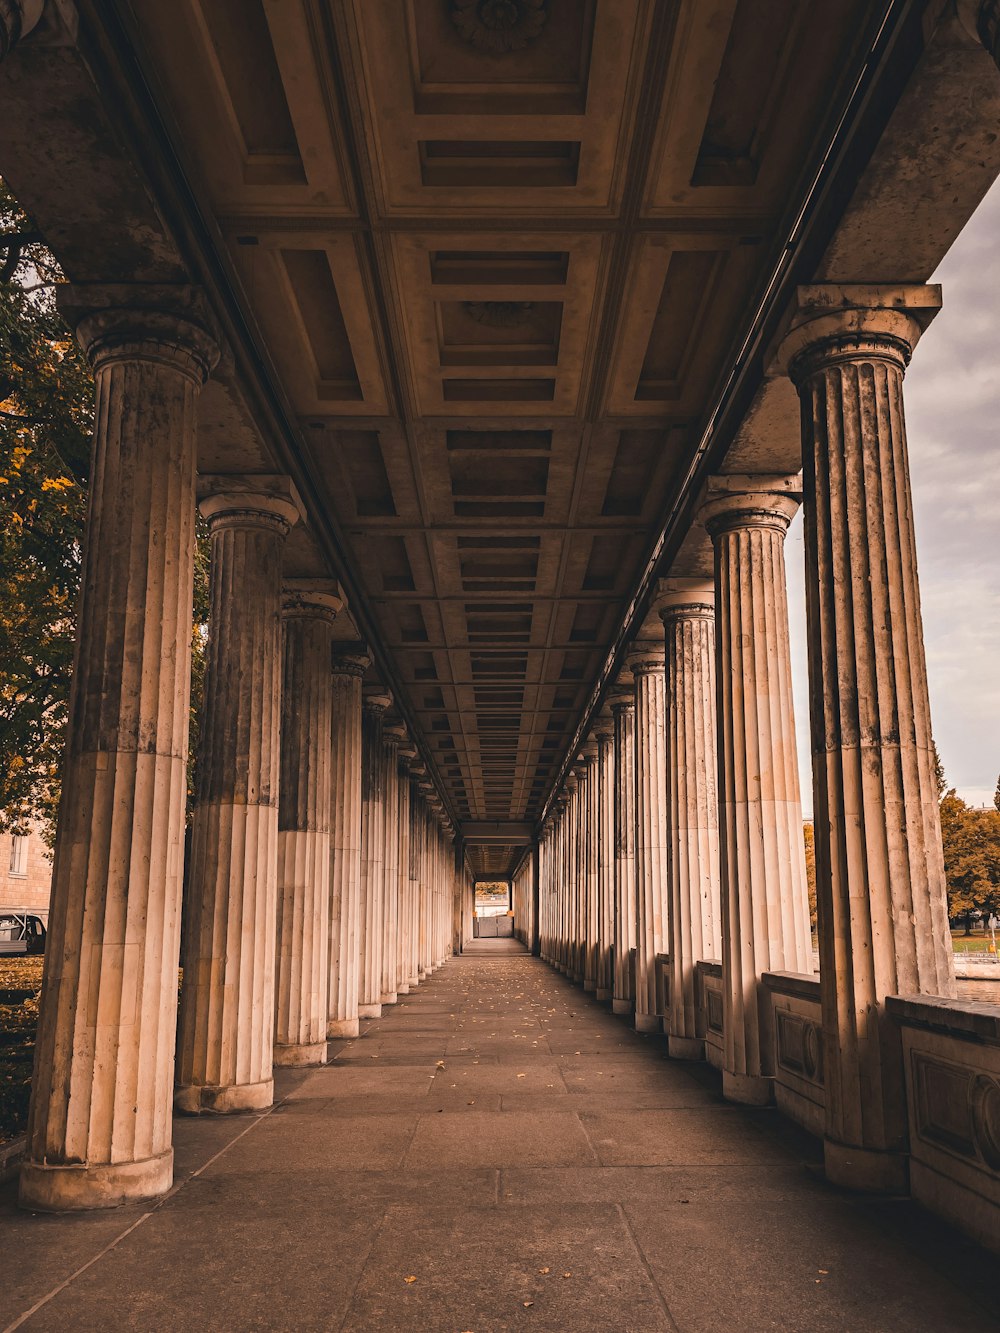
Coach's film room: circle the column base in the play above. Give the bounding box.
[612,997,633,1016]
[596,988,612,1003]
[175,1078,274,1115]
[19,1148,173,1213]
[408,975,420,987]
[824,1138,909,1194]
[418,970,428,980]
[274,1040,327,1067]
[667,1035,704,1061]
[722,1070,773,1106]
[358,1003,382,1018]
[381,991,398,1005]
[583,980,597,994]
[635,1012,661,1034]
[398,985,410,995]
[327,1017,360,1039]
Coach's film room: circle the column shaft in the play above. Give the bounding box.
[661,587,722,1060]
[358,697,388,1017]
[783,289,955,1190]
[273,589,341,1066]
[611,693,637,1016]
[327,650,368,1038]
[21,296,217,1211]
[595,722,615,1001]
[630,645,669,1033]
[176,480,298,1113]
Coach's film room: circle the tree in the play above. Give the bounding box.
[0,180,209,843]
[803,821,817,933]
[934,752,1000,930]
[0,181,91,841]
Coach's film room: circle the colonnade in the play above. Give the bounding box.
[18,294,460,1212]
[539,286,956,1193]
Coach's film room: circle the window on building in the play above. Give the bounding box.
[9,835,28,877]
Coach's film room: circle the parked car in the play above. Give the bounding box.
[0,912,46,956]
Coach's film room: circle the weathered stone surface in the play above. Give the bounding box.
[358,691,390,1018]
[626,643,669,1034]
[659,581,722,1062]
[610,686,637,1016]
[327,647,369,1038]
[782,286,956,1190]
[21,296,218,1210]
[701,483,812,1104]
[175,478,299,1115]
[274,585,342,1067]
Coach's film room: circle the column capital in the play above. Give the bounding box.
[57,283,221,384]
[700,476,801,537]
[331,641,372,677]
[198,475,302,534]
[579,741,599,764]
[608,687,635,715]
[654,577,715,624]
[281,579,343,623]
[591,713,614,744]
[363,686,393,716]
[564,773,578,795]
[383,721,408,750]
[626,640,666,675]
[776,284,941,384]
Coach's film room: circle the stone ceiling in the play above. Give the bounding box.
[122,0,882,871]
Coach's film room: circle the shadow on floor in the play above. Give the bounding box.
[2,954,997,1332]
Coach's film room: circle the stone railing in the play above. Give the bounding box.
[695,960,724,1069]
[887,995,1000,1252]
[761,971,824,1136]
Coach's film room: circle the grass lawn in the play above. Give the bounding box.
[952,932,999,955]
[0,956,43,1145]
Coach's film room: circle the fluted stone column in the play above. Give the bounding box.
[327,646,369,1038]
[659,580,723,1060]
[781,285,955,1191]
[580,746,599,992]
[594,715,616,1001]
[701,482,811,1099]
[380,723,404,1004]
[610,687,637,1016]
[273,583,342,1067]
[395,750,413,994]
[175,477,299,1114]
[628,642,669,1033]
[20,291,218,1212]
[358,690,390,1017]
[401,757,420,989]
[565,774,580,979]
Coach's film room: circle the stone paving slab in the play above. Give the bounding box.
[1,951,997,1331]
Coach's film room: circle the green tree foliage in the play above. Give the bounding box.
[939,789,1000,928]
[803,821,817,933]
[0,181,210,843]
[0,182,91,840]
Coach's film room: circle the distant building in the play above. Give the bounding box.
[0,826,53,923]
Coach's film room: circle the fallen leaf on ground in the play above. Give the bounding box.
[404,1275,417,1284]
[523,1301,534,1308]
[562,1272,572,1279]
[538,1267,550,1274]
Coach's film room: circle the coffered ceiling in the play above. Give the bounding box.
[125,0,881,869]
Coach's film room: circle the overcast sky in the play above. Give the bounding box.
[786,175,1000,815]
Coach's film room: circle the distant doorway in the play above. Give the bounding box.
[473,880,513,938]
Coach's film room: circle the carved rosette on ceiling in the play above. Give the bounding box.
[449,0,549,55]
[463,300,534,327]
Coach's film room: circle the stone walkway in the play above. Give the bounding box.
[2,946,997,1332]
